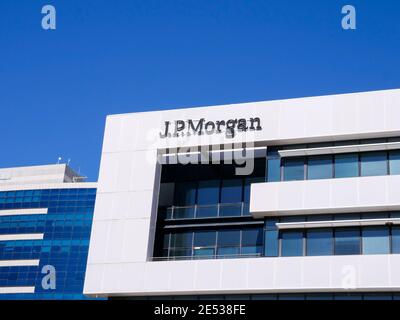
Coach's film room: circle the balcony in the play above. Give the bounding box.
[164,202,252,221]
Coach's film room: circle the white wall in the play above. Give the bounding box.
[251,175,400,217]
[84,255,400,296]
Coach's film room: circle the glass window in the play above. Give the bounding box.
[307,214,333,222]
[217,247,240,258]
[264,230,279,257]
[193,248,215,258]
[193,231,216,247]
[172,207,195,219]
[335,153,359,178]
[252,294,278,300]
[360,152,388,177]
[267,158,281,182]
[308,155,333,180]
[306,294,334,300]
[334,213,360,221]
[389,150,400,175]
[162,233,170,250]
[217,230,241,247]
[362,212,389,219]
[361,138,387,145]
[197,180,220,205]
[335,229,360,255]
[306,229,333,256]
[219,178,244,217]
[196,206,218,218]
[392,227,400,254]
[281,231,303,257]
[363,294,393,300]
[196,180,219,218]
[241,246,262,255]
[169,248,192,258]
[279,294,305,300]
[174,182,197,206]
[219,204,242,217]
[220,179,242,204]
[280,216,306,223]
[171,232,193,248]
[362,227,390,254]
[334,293,362,300]
[242,228,263,246]
[283,158,305,181]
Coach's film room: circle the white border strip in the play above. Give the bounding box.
[278,142,400,158]
[0,234,44,241]
[0,287,35,294]
[0,208,48,217]
[277,218,400,230]
[0,182,97,192]
[0,260,40,267]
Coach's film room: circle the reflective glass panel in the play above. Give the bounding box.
[360,152,387,177]
[174,182,197,206]
[217,247,240,258]
[193,248,215,258]
[264,230,279,257]
[283,158,305,181]
[362,227,390,255]
[281,231,303,257]
[217,230,241,247]
[193,231,216,247]
[392,227,400,254]
[171,232,193,248]
[242,228,263,246]
[220,179,242,204]
[197,180,220,205]
[267,158,281,182]
[335,229,360,255]
[389,150,400,175]
[335,153,359,178]
[306,229,333,256]
[308,155,333,180]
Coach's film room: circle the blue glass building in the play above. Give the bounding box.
[0,164,97,300]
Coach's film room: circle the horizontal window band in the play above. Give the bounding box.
[278,142,400,158]
[0,259,40,267]
[0,287,35,294]
[0,208,48,217]
[163,221,264,229]
[276,218,400,230]
[0,233,44,241]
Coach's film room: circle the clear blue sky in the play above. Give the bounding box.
[1,0,399,181]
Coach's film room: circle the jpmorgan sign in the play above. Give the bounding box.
[159,117,262,139]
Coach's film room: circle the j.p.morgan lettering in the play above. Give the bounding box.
[160,118,262,139]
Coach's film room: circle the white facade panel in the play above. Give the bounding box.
[0,287,35,294]
[0,208,48,217]
[85,255,400,296]
[251,175,400,217]
[0,260,40,267]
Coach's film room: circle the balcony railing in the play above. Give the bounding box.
[164,202,251,220]
[152,252,263,261]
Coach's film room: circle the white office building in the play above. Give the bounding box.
[84,89,400,300]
